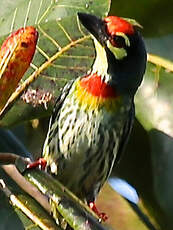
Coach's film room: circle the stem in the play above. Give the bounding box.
[1,155,110,229]
[0,179,61,230]
[2,165,51,213]
[0,152,30,165]
[24,169,109,230]
[148,53,173,72]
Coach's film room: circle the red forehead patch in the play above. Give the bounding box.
[104,16,134,36]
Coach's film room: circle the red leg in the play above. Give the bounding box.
[27,158,47,170]
[89,201,108,221]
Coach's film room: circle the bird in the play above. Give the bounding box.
[41,12,147,219]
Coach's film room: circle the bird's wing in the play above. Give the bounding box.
[115,102,135,164]
[43,80,74,161]
[51,80,74,122]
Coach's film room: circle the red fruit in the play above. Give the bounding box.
[0,26,38,111]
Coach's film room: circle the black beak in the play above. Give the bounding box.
[78,13,106,45]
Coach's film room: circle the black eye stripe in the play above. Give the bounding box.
[112,35,126,48]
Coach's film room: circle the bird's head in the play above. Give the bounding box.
[78,13,147,96]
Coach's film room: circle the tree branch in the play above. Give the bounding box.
[148,53,173,72]
[0,152,110,230]
[0,178,61,230]
[2,164,51,213]
[24,169,109,230]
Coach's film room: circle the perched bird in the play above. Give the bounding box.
[42,13,147,217]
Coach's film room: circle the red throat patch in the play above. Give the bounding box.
[104,16,134,36]
[80,73,118,98]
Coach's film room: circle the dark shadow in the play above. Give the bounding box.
[112,119,173,230]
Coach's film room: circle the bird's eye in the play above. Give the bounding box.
[110,35,126,48]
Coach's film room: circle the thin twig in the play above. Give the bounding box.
[148,53,173,72]
[0,152,27,165]
[0,152,50,212]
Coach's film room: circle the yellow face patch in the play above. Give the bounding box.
[107,40,127,60]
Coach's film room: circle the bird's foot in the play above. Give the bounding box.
[27,158,47,170]
[89,201,108,221]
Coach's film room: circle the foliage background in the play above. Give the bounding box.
[1,0,173,230]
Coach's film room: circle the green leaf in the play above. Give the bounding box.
[0,0,110,36]
[108,2,173,227]
[0,1,111,228]
[136,62,173,132]
[0,128,31,158]
[135,62,173,229]
[0,0,110,126]
[113,61,173,230]
[0,130,60,230]
[2,0,173,229]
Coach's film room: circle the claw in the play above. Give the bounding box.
[89,201,108,221]
[27,158,47,170]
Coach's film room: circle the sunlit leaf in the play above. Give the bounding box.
[0,0,110,126]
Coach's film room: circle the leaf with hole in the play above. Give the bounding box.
[0,0,111,126]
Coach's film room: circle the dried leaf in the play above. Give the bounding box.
[0,26,38,111]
